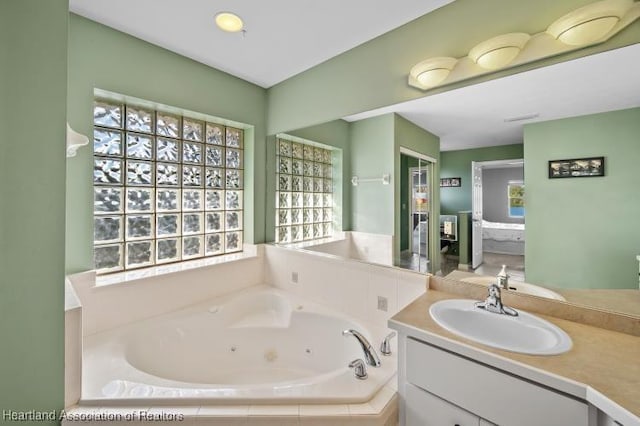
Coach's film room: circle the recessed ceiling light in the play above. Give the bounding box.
[215,12,244,33]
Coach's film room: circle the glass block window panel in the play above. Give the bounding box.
[275,138,334,243]
[157,189,180,211]
[157,238,180,263]
[157,163,179,186]
[126,241,154,268]
[94,244,123,272]
[226,127,243,148]
[94,187,123,214]
[126,133,153,159]
[183,235,203,259]
[126,107,153,134]
[94,129,122,156]
[156,113,180,138]
[183,118,203,141]
[94,158,122,185]
[226,231,242,252]
[126,215,153,240]
[94,98,244,273]
[94,100,122,129]
[206,123,224,145]
[157,138,180,162]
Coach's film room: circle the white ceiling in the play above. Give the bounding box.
[344,44,640,151]
[69,0,452,88]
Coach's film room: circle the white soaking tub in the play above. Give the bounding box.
[82,285,396,405]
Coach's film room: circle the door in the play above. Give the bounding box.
[410,167,429,259]
[471,162,483,269]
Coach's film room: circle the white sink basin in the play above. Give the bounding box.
[460,276,566,301]
[429,299,572,355]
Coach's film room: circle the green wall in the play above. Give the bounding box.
[350,114,396,234]
[66,14,267,273]
[267,0,640,135]
[524,108,640,290]
[0,0,67,421]
[440,144,524,215]
[394,115,441,269]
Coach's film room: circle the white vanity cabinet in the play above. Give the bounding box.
[398,336,592,426]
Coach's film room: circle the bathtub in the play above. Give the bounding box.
[482,219,525,255]
[82,285,396,405]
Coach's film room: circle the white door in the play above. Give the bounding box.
[471,162,483,269]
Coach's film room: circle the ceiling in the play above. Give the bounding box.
[69,0,452,88]
[344,43,640,151]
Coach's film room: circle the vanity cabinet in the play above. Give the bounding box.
[597,410,624,426]
[399,336,591,426]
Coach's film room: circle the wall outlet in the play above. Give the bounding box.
[377,296,388,312]
[291,271,299,284]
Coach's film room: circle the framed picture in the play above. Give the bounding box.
[548,156,605,179]
[440,177,461,187]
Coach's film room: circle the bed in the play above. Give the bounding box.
[482,219,525,255]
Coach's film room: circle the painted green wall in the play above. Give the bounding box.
[400,155,419,251]
[350,114,396,234]
[440,144,524,215]
[267,0,640,135]
[394,115,441,269]
[0,0,67,420]
[524,108,640,290]
[66,14,267,273]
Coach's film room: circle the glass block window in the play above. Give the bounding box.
[275,138,333,243]
[93,100,244,273]
[508,181,525,218]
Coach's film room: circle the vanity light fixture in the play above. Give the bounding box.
[215,12,244,33]
[407,0,640,91]
[409,57,458,89]
[547,0,634,46]
[468,33,531,70]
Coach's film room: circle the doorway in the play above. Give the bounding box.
[471,159,525,281]
[398,151,435,273]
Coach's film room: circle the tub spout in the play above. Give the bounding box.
[343,329,381,367]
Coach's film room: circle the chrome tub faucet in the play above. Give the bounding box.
[343,329,381,367]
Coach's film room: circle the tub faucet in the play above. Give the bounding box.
[343,329,381,367]
[475,284,518,317]
[348,359,368,380]
[380,331,397,356]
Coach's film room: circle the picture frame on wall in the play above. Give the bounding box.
[440,177,461,187]
[548,156,605,179]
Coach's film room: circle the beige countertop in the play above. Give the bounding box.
[445,270,640,317]
[390,290,640,423]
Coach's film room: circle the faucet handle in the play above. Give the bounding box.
[380,331,397,356]
[348,359,368,380]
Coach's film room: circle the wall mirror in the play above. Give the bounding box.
[269,43,640,318]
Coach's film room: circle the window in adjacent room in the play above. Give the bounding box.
[92,99,244,273]
[507,181,525,218]
[275,138,333,243]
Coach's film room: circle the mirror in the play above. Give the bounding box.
[270,44,640,318]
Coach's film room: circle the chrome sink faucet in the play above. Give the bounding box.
[343,329,381,367]
[475,284,518,317]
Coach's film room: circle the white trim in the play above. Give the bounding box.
[400,146,437,163]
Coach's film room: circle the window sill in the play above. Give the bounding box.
[95,244,259,287]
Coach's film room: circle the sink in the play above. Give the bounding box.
[429,299,572,355]
[460,276,566,301]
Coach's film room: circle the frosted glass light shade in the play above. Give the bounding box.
[547,0,633,45]
[215,12,244,32]
[409,57,458,89]
[469,33,531,70]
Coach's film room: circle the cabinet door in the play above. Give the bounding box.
[406,383,479,426]
[597,410,623,426]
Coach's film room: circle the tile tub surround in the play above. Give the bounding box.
[62,380,398,425]
[430,275,640,336]
[264,244,427,328]
[282,231,394,266]
[68,245,264,335]
[389,289,640,425]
